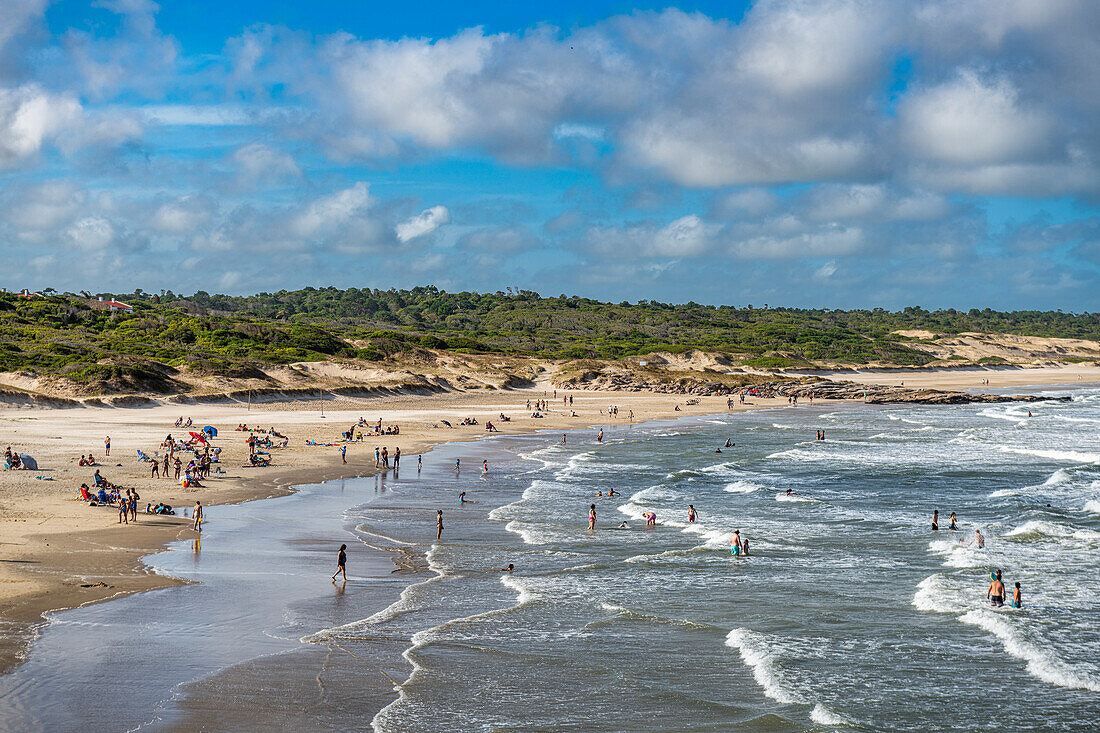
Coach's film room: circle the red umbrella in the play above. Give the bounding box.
[189,431,207,443]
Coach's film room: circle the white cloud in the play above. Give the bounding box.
[150,195,214,233]
[0,85,81,167]
[899,71,1052,166]
[290,182,372,238]
[396,205,450,242]
[65,216,116,250]
[230,142,301,183]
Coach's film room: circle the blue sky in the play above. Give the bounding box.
[2,0,1100,309]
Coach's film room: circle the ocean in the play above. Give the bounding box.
[2,387,1100,731]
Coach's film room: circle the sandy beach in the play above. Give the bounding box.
[1,364,1093,675]
[0,384,794,673]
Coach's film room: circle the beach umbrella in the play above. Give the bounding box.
[19,454,37,470]
[188,431,207,443]
[202,426,218,437]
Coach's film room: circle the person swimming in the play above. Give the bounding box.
[725,438,732,447]
[987,570,1005,607]
[966,529,985,548]
[498,563,515,573]
[785,488,797,496]
[608,488,619,496]
[459,491,468,503]
[932,509,939,531]
[949,512,958,531]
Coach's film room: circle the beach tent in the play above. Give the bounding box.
[19,454,38,470]
[188,431,208,444]
[202,426,218,437]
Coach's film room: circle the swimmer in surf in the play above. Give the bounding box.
[1011,582,1022,608]
[966,529,985,548]
[785,488,797,496]
[715,448,722,453]
[618,521,629,529]
[932,509,939,531]
[725,439,732,448]
[742,538,750,556]
[498,564,514,573]
[459,491,468,503]
[436,510,444,540]
[608,488,619,497]
[730,529,743,556]
[482,460,488,474]
[589,504,596,530]
[688,504,697,523]
[596,429,603,443]
[949,512,958,531]
[987,570,1005,607]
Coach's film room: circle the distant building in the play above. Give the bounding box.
[17,289,42,299]
[88,296,134,313]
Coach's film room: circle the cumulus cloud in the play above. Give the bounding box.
[0,85,81,167]
[396,205,450,242]
[150,195,214,233]
[230,142,301,186]
[290,182,372,238]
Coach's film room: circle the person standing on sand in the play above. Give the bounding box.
[332,544,347,582]
[588,504,596,530]
[163,453,170,480]
[174,457,182,480]
[340,445,347,465]
[436,510,444,540]
[151,458,160,478]
[130,489,139,522]
[119,492,129,524]
[104,436,110,457]
[375,447,380,467]
[193,501,203,531]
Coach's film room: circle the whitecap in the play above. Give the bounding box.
[959,609,1100,693]
[724,628,806,704]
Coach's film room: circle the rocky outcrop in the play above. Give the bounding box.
[735,380,1069,404]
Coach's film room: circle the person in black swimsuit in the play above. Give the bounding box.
[332,544,347,582]
[932,509,939,531]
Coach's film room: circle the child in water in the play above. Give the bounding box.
[1010,582,1022,608]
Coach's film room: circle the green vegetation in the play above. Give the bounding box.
[3,287,1100,391]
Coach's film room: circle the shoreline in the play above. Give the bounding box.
[0,387,789,676]
[1,364,1093,679]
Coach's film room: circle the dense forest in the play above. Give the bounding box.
[2,286,1099,383]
